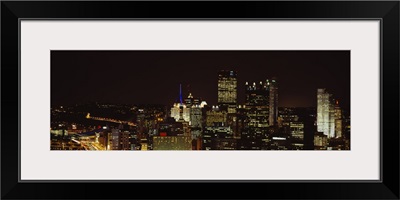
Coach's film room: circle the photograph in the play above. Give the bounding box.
[3,0,398,199]
[51,50,350,151]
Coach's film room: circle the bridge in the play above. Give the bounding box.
[86,113,136,126]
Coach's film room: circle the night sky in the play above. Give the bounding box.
[51,51,350,110]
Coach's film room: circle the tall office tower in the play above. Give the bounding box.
[184,92,203,127]
[269,77,279,126]
[182,92,204,139]
[136,109,146,134]
[234,105,248,139]
[240,81,270,150]
[190,105,203,139]
[245,81,270,128]
[190,105,202,128]
[329,103,336,138]
[217,70,237,114]
[317,89,335,138]
[334,100,343,138]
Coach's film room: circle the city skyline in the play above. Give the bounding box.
[51,51,350,151]
[51,51,350,110]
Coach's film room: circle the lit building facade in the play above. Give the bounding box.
[190,105,202,128]
[170,103,190,123]
[314,132,328,150]
[202,126,233,150]
[277,107,299,127]
[234,106,248,139]
[205,106,227,127]
[171,89,206,135]
[290,122,304,139]
[317,88,335,138]
[190,105,203,139]
[158,118,184,136]
[170,84,190,123]
[184,92,202,108]
[140,138,148,150]
[240,80,271,150]
[111,129,131,150]
[317,89,344,138]
[136,109,146,134]
[334,100,343,138]
[211,138,237,150]
[217,70,237,114]
[153,136,192,150]
[111,129,120,150]
[184,92,204,139]
[245,81,270,128]
[269,78,279,126]
[120,131,131,150]
[180,120,191,137]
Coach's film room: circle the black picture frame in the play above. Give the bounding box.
[1,1,399,199]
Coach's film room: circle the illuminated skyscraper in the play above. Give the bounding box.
[171,103,190,123]
[269,77,279,126]
[170,84,190,123]
[242,78,278,128]
[170,86,207,140]
[217,70,237,114]
[184,92,204,129]
[240,80,270,150]
[334,100,343,138]
[317,88,335,138]
[190,105,202,128]
[245,81,270,128]
[190,105,202,139]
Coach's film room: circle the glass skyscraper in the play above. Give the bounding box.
[317,88,335,138]
[217,70,237,114]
